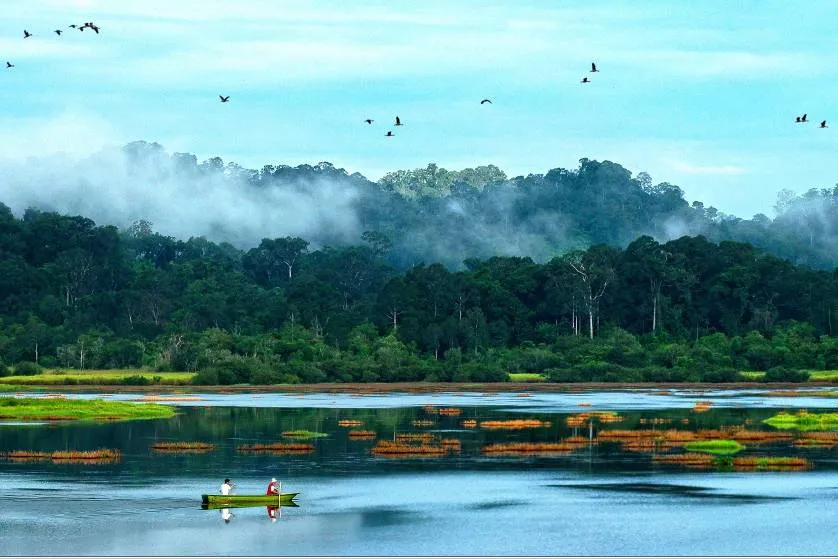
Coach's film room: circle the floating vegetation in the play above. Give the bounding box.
[371,440,445,457]
[692,401,713,413]
[461,419,477,428]
[440,438,462,450]
[481,442,578,456]
[652,453,714,468]
[5,449,121,464]
[337,419,363,427]
[792,432,838,448]
[237,443,315,454]
[598,429,666,441]
[717,430,794,444]
[683,440,745,455]
[348,430,376,439]
[0,397,175,422]
[731,456,811,471]
[479,419,551,430]
[577,402,592,407]
[437,408,462,416]
[621,440,675,453]
[763,411,838,431]
[395,433,435,443]
[282,430,328,440]
[566,412,622,427]
[151,441,216,453]
[516,393,533,398]
[639,418,673,425]
[422,405,438,414]
[412,419,435,427]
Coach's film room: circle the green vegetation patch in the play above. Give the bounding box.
[0,370,195,386]
[281,430,328,439]
[507,373,546,382]
[809,371,838,382]
[739,371,764,380]
[684,439,745,455]
[0,397,176,422]
[763,411,838,431]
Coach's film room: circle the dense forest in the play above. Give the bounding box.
[5,141,838,271]
[3,142,838,383]
[2,186,838,383]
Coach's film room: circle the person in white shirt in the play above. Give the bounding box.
[220,478,234,495]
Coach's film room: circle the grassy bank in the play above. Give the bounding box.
[683,439,745,455]
[0,397,176,421]
[0,369,195,386]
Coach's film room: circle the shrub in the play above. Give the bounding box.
[700,368,742,383]
[762,366,810,383]
[192,368,219,385]
[0,362,9,377]
[14,361,42,376]
[122,375,151,386]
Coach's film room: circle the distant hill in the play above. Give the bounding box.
[1,140,836,270]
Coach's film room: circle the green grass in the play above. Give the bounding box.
[740,370,838,382]
[281,430,328,439]
[763,411,838,431]
[684,439,745,455]
[0,369,195,386]
[0,397,176,421]
[507,373,546,382]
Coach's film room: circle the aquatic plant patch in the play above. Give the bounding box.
[0,397,175,422]
[348,430,377,439]
[763,411,838,430]
[281,430,328,439]
[479,419,551,430]
[151,441,216,453]
[683,440,745,455]
[337,419,363,427]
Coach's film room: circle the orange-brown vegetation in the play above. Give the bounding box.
[460,419,477,428]
[516,393,533,398]
[412,420,435,427]
[697,429,794,443]
[692,401,712,412]
[437,408,462,416]
[422,405,438,414]
[793,432,838,448]
[639,418,673,425]
[348,430,376,439]
[337,419,363,427]
[371,440,445,457]
[652,453,713,468]
[577,402,592,407]
[732,456,810,471]
[479,419,551,430]
[4,449,123,464]
[481,442,578,456]
[440,438,462,450]
[236,443,315,454]
[395,433,435,443]
[622,440,676,453]
[151,441,216,453]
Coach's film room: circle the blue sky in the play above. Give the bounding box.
[2,0,837,218]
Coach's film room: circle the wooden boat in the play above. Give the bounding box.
[201,492,299,507]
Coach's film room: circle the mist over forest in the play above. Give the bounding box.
[2,140,838,270]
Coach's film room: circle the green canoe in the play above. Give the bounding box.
[201,493,299,507]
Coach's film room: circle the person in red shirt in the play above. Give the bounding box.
[266,478,279,495]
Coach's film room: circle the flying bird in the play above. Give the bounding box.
[821,120,828,128]
[591,62,599,72]
[394,116,403,126]
[364,119,373,124]
[5,61,14,69]
[480,99,492,104]
[795,116,801,123]
[219,95,230,102]
[69,24,77,28]
[385,131,394,137]
[23,30,32,38]
[581,77,590,83]
[54,29,62,36]
[801,113,808,122]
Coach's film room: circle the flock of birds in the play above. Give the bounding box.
[5,22,101,69]
[795,113,828,129]
[5,27,829,135]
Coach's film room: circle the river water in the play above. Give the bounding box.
[1,388,836,556]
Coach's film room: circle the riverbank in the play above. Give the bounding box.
[2,380,837,395]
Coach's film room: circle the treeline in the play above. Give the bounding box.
[1,203,837,383]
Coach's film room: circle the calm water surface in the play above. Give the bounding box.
[1,388,836,556]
